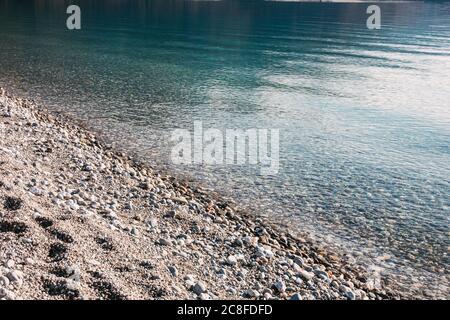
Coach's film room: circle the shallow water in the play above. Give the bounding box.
[0,0,449,297]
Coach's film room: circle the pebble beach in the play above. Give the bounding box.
[0,88,406,300]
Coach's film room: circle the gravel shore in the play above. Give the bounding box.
[0,88,403,300]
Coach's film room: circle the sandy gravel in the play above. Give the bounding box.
[0,88,403,300]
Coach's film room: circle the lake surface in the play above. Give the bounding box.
[0,0,449,298]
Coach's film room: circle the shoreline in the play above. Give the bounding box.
[0,88,404,300]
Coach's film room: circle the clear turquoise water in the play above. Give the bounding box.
[0,1,449,297]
